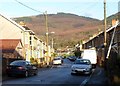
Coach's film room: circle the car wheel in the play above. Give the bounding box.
[87,70,92,75]
[34,70,38,75]
[7,74,12,77]
[71,73,75,75]
[90,70,92,74]
[25,71,28,77]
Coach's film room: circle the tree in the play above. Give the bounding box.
[74,47,81,58]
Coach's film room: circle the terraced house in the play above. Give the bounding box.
[82,19,120,84]
[0,14,53,74]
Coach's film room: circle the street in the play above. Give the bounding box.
[2,59,96,86]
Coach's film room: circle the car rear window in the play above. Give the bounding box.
[10,61,26,66]
[75,59,90,65]
[54,58,61,60]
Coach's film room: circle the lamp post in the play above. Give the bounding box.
[50,32,55,61]
[51,32,55,49]
[52,38,53,49]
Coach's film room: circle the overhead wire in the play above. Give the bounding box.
[15,0,101,16]
[14,0,47,37]
[14,0,44,14]
[78,0,101,17]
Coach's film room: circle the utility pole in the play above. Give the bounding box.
[104,0,107,69]
[104,0,107,46]
[44,11,49,66]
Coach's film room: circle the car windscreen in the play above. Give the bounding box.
[74,60,90,65]
[10,61,26,66]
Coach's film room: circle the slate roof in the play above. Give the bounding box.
[0,39,21,53]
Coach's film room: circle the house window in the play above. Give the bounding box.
[30,36,32,45]
[30,41,32,45]
[30,36,32,40]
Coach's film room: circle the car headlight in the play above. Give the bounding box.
[71,66,76,70]
[85,68,91,71]
[85,68,89,71]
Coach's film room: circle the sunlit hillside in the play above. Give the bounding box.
[14,12,105,48]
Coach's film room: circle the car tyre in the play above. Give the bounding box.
[89,70,92,75]
[7,74,12,77]
[34,70,38,75]
[87,70,92,75]
[71,73,75,75]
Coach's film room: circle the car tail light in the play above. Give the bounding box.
[7,67,11,69]
[17,67,25,70]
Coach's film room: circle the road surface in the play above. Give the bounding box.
[2,59,96,86]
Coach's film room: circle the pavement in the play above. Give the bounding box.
[2,75,13,82]
[2,67,48,82]
[86,66,109,86]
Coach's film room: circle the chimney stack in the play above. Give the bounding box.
[112,19,119,26]
[19,21,26,26]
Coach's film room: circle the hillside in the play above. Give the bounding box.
[14,12,103,49]
[106,12,120,25]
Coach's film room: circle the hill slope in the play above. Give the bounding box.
[14,12,103,48]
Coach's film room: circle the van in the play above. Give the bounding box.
[81,49,97,68]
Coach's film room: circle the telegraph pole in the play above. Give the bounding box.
[104,0,107,46]
[44,11,49,66]
[104,0,107,69]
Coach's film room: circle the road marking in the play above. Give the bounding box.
[50,64,71,68]
[80,79,88,86]
[97,70,102,76]
[80,69,96,86]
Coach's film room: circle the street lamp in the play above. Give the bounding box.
[50,32,55,60]
[50,32,55,49]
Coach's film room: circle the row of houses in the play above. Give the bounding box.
[81,20,120,84]
[82,19,120,66]
[0,14,54,70]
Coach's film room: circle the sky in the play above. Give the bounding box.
[0,0,120,20]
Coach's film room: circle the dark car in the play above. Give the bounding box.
[68,56,77,61]
[6,60,38,77]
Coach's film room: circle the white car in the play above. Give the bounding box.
[71,59,92,75]
[53,57,63,65]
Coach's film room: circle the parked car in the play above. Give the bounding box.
[71,59,92,75]
[53,57,63,65]
[6,60,38,77]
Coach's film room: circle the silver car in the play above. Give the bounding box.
[71,59,92,75]
[53,57,63,65]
